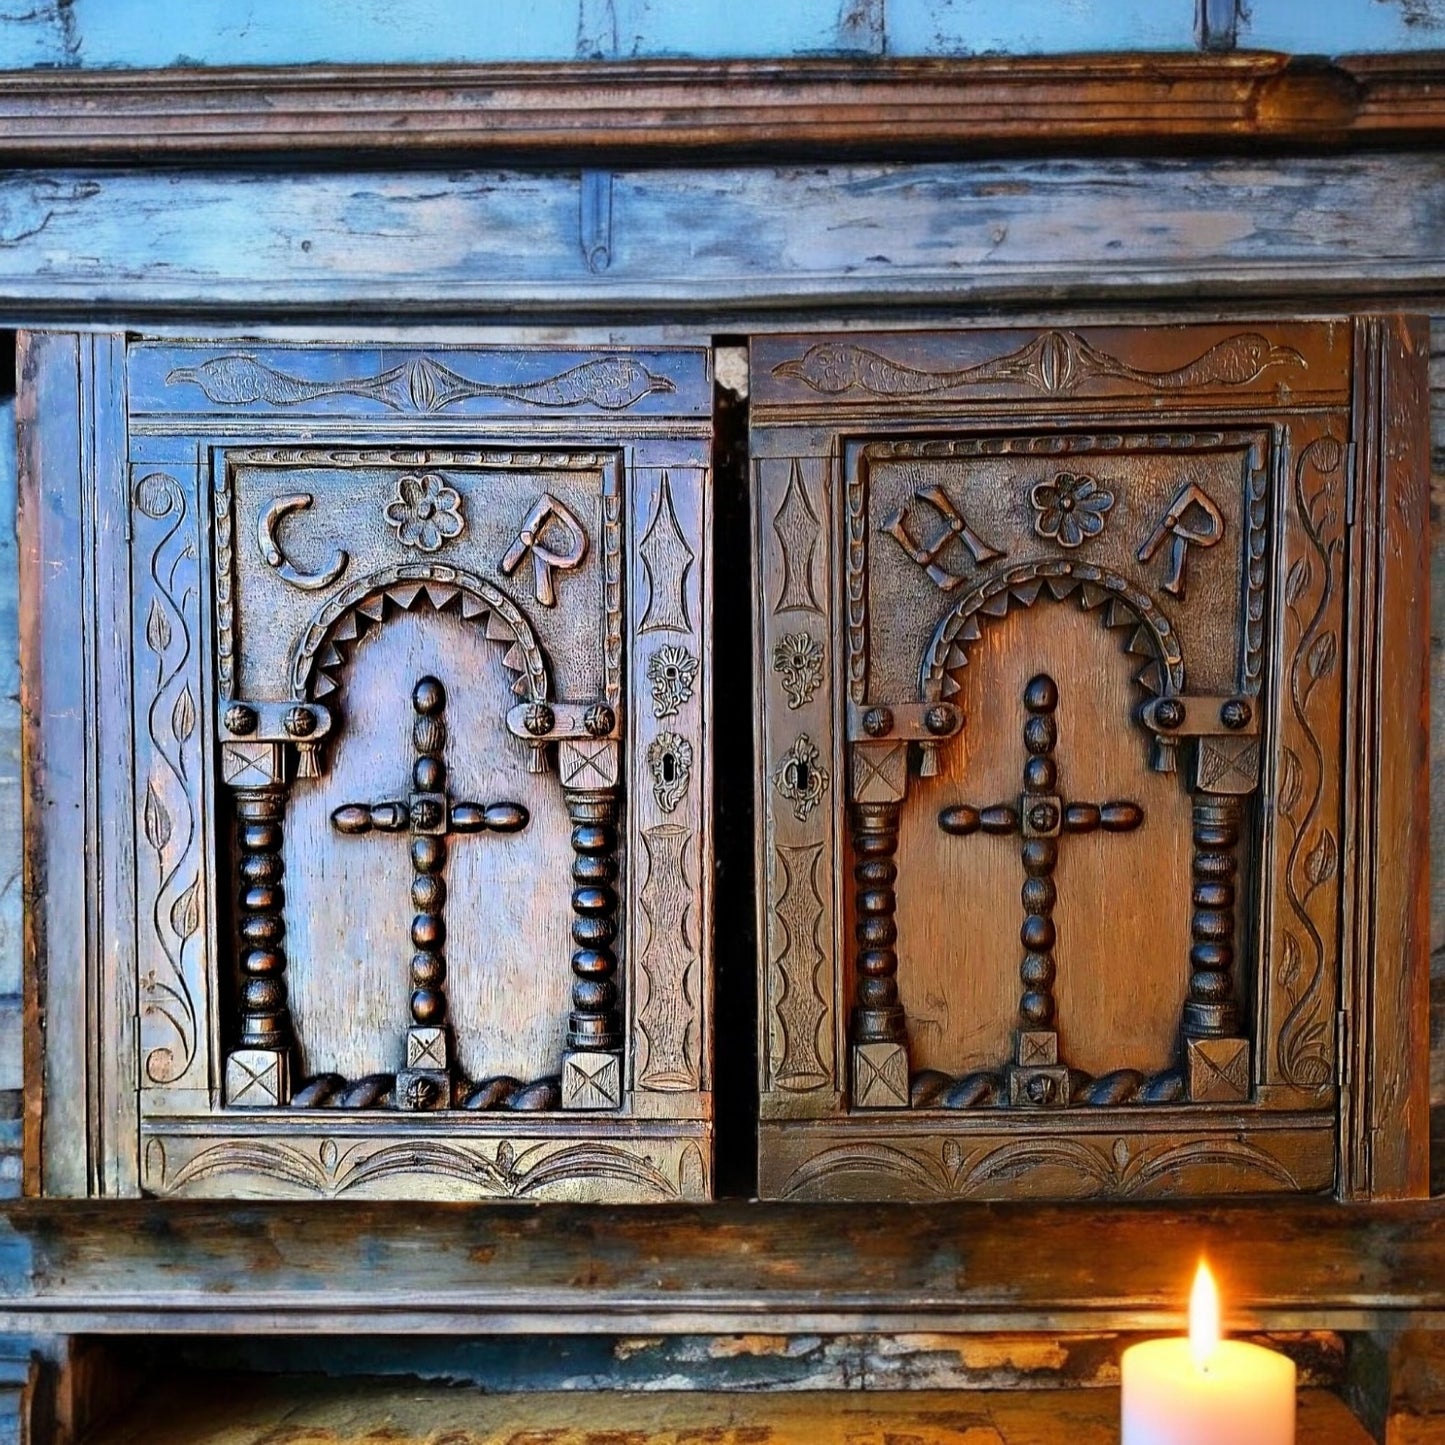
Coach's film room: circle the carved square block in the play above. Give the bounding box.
[1019,795,1062,839]
[1187,1037,1251,1103]
[406,1026,449,1071]
[408,792,448,836]
[852,741,908,805]
[1017,1030,1059,1067]
[1193,736,1262,795]
[221,741,286,787]
[752,320,1419,1203]
[561,1050,622,1111]
[558,738,620,790]
[853,1042,910,1110]
[224,1049,290,1108]
[1008,1065,1072,1109]
[396,1068,452,1111]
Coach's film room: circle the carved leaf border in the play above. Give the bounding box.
[147,1135,687,1200]
[779,1134,1301,1201]
[133,471,201,1088]
[1275,435,1346,1092]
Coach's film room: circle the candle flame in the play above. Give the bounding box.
[1189,1259,1221,1371]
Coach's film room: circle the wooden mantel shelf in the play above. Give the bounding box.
[1,1198,1443,1335]
[0,52,1444,163]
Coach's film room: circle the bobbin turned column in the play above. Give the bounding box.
[225,783,294,1107]
[556,721,624,1112]
[850,798,908,1109]
[219,699,332,1107]
[1181,790,1251,1102]
[1180,709,1257,1104]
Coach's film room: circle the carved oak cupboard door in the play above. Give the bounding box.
[751,319,1429,1203]
[22,337,713,1200]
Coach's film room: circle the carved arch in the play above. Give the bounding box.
[921,559,1185,705]
[290,562,550,704]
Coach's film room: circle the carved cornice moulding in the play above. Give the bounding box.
[0,53,1444,162]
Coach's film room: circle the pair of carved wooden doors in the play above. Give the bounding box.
[20,318,1428,1202]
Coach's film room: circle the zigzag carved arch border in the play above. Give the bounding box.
[290,562,550,705]
[920,559,1185,706]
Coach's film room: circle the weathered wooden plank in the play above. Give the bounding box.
[16,333,137,1198]
[80,1381,1373,1445]
[4,157,1445,315]
[1343,316,1433,1199]
[0,54,1422,162]
[2,1199,1445,1335]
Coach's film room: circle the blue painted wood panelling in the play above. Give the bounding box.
[0,0,1439,69]
[1239,0,1445,52]
[885,0,1196,55]
[4,0,880,70]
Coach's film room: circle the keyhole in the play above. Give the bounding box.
[661,751,677,784]
[789,760,810,791]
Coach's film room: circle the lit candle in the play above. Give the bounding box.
[1121,1261,1296,1445]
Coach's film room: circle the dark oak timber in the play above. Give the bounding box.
[2,54,1445,163]
[1,1199,1445,1335]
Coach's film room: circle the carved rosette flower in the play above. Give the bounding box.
[384,472,465,553]
[646,645,699,719]
[1030,472,1113,549]
[772,632,824,709]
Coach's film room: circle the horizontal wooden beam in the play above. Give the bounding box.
[0,54,1442,163]
[2,1198,1444,1335]
[4,155,1445,318]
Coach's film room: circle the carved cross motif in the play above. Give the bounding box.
[499,492,589,606]
[331,674,529,1109]
[939,673,1143,1107]
[881,483,1004,590]
[1136,481,1225,597]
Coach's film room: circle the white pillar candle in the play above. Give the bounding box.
[1121,1262,1296,1445]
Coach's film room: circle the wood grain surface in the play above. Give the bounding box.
[0,55,1442,163]
[2,1197,1445,1335]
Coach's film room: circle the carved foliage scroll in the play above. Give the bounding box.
[133,468,208,1094]
[1270,433,1347,1093]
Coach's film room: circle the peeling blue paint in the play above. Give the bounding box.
[0,0,1434,70]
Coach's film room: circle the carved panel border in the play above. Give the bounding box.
[629,464,711,1109]
[760,1117,1335,1203]
[133,466,214,1110]
[142,1124,710,1202]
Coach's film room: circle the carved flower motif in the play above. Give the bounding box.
[647,645,699,719]
[1030,472,1114,549]
[772,632,824,710]
[384,472,465,553]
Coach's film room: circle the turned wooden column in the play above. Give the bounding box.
[564,788,622,1053]
[1182,792,1243,1040]
[225,786,295,1106]
[850,800,904,1047]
